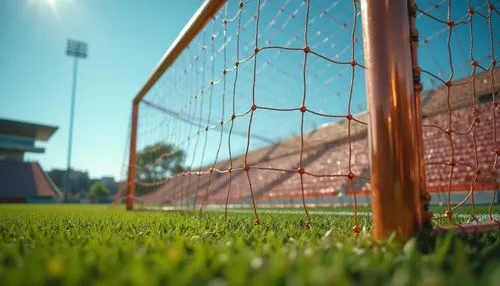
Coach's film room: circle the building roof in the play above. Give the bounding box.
[0,160,60,198]
[0,118,58,141]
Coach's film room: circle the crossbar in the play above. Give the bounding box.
[133,0,227,104]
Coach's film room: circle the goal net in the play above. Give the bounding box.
[116,0,499,239]
[416,0,499,231]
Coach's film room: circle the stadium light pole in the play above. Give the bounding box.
[65,39,88,203]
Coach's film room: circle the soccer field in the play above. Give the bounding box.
[0,205,499,285]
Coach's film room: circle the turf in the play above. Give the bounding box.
[0,205,499,285]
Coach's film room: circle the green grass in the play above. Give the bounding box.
[0,205,499,285]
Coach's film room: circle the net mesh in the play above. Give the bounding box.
[116,0,499,231]
[415,0,499,224]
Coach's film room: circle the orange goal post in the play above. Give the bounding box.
[118,0,500,240]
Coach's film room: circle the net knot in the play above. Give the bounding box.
[492,60,497,67]
[409,2,417,14]
[304,220,312,229]
[350,60,357,67]
[445,210,453,220]
[205,126,209,131]
[347,171,355,180]
[447,21,454,29]
[471,60,478,67]
[415,84,423,92]
[239,2,244,8]
[468,8,475,15]
[297,167,305,174]
[448,160,456,167]
[475,169,481,175]
[231,114,236,120]
[303,46,311,53]
[300,105,307,113]
[345,114,353,120]
[235,61,239,67]
[228,167,232,173]
[254,47,260,54]
[352,225,361,234]
[445,80,452,87]
[445,127,452,135]
[411,30,419,42]
[251,104,257,111]
[243,164,250,172]
[495,149,500,156]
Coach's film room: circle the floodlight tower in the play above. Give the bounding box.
[65,39,88,202]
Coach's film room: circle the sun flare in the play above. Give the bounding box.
[27,0,60,11]
[26,0,67,21]
[47,0,57,9]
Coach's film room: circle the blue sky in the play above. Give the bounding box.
[0,0,201,179]
[0,0,497,181]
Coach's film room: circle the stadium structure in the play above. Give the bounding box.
[0,118,61,203]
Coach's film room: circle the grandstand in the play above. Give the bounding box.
[0,118,61,203]
[131,67,500,209]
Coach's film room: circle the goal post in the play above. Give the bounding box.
[360,0,426,240]
[126,0,227,210]
[126,102,139,210]
[122,0,500,240]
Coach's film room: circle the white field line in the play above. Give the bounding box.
[139,205,499,222]
[217,208,500,222]
[222,209,373,217]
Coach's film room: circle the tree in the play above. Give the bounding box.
[136,142,185,195]
[90,181,110,198]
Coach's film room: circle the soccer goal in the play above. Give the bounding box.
[116,0,500,240]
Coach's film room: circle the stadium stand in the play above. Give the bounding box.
[126,68,500,208]
[0,118,60,203]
